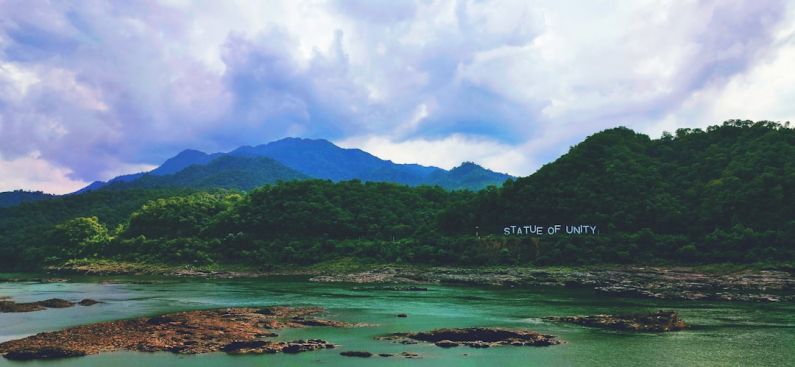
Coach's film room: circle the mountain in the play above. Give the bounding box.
[229,138,440,182]
[106,155,308,191]
[73,172,146,194]
[76,138,513,193]
[150,149,224,176]
[229,138,512,189]
[0,190,56,208]
[74,150,223,194]
[428,162,513,190]
[2,120,793,269]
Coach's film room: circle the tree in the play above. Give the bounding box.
[51,217,110,259]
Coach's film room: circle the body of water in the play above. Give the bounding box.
[1,274,794,366]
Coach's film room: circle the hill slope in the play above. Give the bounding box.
[440,120,795,263]
[106,156,308,191]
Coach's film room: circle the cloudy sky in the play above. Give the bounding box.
[1,0,794,194]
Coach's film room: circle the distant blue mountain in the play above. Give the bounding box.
[72,172,145,194]
[73,137,513,193]
[104,155,307,191]
[150,149,224,176]
[0,190,56,208]
[229,138,442,183]
[230,138,511,189]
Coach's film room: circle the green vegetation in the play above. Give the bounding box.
[1,120,793,270]
[0,190,55,208]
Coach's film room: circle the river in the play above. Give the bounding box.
[1,274,793,366]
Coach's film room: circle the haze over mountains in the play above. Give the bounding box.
[6,138,512,204]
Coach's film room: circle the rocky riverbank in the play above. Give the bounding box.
[310,266,795,302]
[34,261,795,302]
[0,307,362,360]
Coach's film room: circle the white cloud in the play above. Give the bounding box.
[642,7,795,136]
[336,134,530,176]
[0,152,87,194]
[0,0,793,195]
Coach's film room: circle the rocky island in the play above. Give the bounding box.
[0,306,361,360]
[546,311,687,332]
[0,298,100,313]
[377,327,562,348]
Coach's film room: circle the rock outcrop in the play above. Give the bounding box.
[378,327,561,348]
[546,310,687,332]
[0,298,75,313]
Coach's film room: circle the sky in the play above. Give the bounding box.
[1,0,794,194]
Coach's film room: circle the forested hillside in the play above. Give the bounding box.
[440,120,795,263]
[1,120,792,270]
[0,190,55,208]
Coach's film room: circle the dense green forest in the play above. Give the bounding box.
[1,120,792,270]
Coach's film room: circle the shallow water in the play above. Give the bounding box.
[1,273,793,366]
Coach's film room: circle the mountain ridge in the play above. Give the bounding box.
[71,137,512,195]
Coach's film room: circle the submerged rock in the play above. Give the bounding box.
[4,347,87,361]
[0,301,45,313]
[0,307,361,360]
[0,298,75,313]
[78,299,101,306]
[434,340,459,348]
[340,351,373,357]
[36,298,74,308]
[546,310,686,332]
[378,327,561,348]
[351,285,428,292]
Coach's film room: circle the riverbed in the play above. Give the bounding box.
[1,274,793,366]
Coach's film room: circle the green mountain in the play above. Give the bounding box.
[427,162,512,190]
[439,120,795,263]
[2,120,792,269]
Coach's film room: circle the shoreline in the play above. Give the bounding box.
[3,260,790,303]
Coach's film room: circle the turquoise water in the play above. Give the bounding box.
[1,274,794,366]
